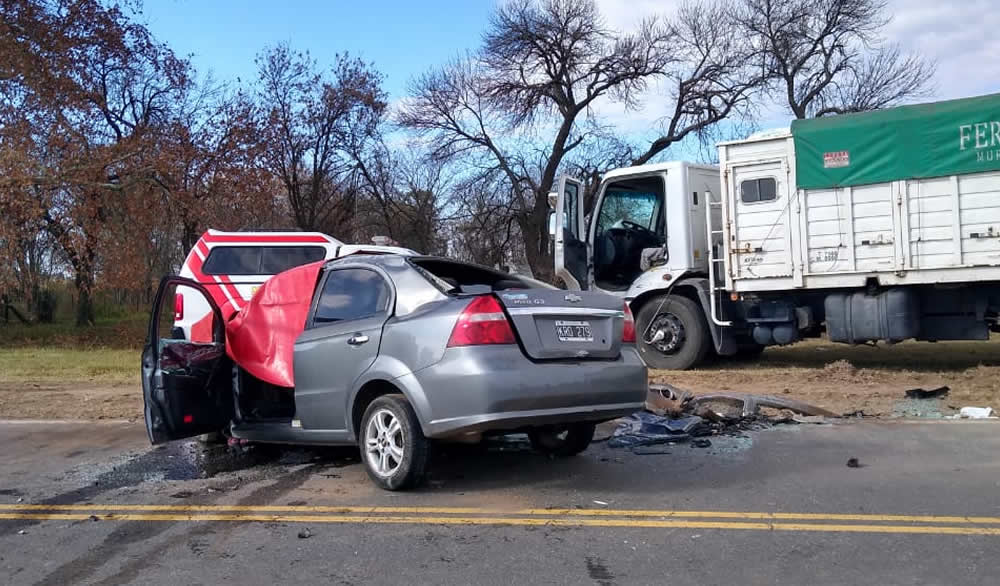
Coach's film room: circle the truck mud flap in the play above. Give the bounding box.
[686,278,739,356]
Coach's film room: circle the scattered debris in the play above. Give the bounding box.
[17,529,26,535]
[689,393,838,418]
[952,406,997,419]
[170,490,194,499]
[691,439,712,448]
[593,500,608,506]
[608,412,706,448]
[847,457,861,468]
[89,515,100,522]
[297,528,313,539]
[610,387,836,452]
[645,384,692,416]
[904,386,950,400]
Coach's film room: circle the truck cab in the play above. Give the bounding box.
[552,162,742,369]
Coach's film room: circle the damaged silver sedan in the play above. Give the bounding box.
[142,255,648,490]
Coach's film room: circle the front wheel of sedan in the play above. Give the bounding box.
[528,423,596,457]
[360,395,430,491]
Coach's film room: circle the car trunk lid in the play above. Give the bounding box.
[495,289,624,360]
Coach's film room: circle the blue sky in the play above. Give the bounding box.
[142,0,1000,161]
[142,0,493,99]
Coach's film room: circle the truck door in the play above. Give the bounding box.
[552,175,589,290]
[142,277,234,444]
[729,163,794,280]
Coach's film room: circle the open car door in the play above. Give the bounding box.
[142,277,234,444]
[552,175,589,290]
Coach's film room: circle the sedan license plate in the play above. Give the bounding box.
[555,320,593,342]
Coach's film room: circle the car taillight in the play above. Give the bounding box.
[622,302,636,343]
[174,293,184,320]
[447,295,516,347]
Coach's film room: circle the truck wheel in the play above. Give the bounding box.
[635,294,710,370]
[360,395,430,491]
[528,423,596,457]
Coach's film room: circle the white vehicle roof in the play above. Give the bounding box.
[201,229,343,246]
[602,160,718,181]
[337,244,418,257]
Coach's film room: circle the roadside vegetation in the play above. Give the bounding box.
[2,0,933,324]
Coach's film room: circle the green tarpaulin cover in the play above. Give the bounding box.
[791,93,1000,190]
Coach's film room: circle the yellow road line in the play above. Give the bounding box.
[3,512,1000,535]
[2,504,999,525]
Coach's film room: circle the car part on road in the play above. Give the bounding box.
[360,395,430,490]
[951,406,997,419]
[607,412,707,448]
[904,386,950,399]
[644,384,692,416]
[528,423,597,457]
[688,393,838,418]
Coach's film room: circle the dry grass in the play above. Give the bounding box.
[2,338,999,420]
[0,347,141,420]
[0,347,138,385]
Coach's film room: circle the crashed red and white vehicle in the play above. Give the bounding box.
[174,229,415,340]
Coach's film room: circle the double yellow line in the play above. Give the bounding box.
[2,504,999,535]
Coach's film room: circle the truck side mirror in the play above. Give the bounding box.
[547,211,556,237]
[547,192,558,209]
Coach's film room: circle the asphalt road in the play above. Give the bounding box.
[1,418,999,585]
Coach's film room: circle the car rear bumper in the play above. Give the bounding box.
[403,345,647,438]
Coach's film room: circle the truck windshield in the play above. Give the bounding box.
[596,190,661,233]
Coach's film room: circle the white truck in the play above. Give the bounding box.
[552,92,1000,369]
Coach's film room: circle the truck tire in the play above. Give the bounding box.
[635,294,710,370]
[528,423,596,457]
[360,395,430,491]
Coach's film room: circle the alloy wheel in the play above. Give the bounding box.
[365,408,404,477]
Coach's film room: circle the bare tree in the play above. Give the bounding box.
[633,1,767,164]
[738,0,935,119]
[446,171,524,270]
[255,44,386,236]
[353,144,449,254]
[399,0,669,280]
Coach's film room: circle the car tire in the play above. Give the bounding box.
[528,423,596,457]
[360,395,430,491]
[635,294,710,370]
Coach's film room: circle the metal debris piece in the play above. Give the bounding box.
[645,384,692,416]
[298,528,313,539]
[688,393,837,418]
[904,386,950,399]
[847,457,861,468]
[954,406,996,419]
[608,412,705,448]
